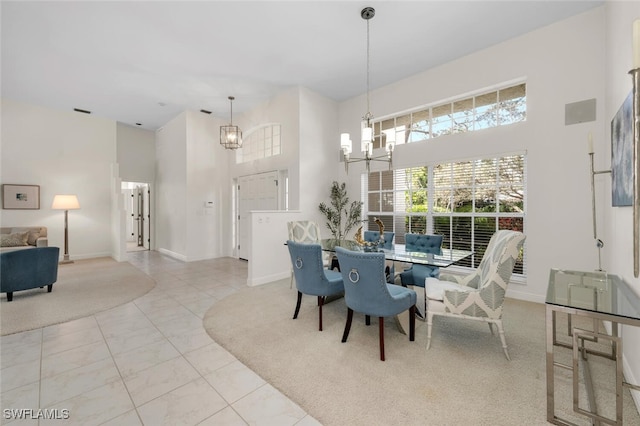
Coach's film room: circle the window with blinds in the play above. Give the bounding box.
[371,83,526,149]
[364,153,526,276]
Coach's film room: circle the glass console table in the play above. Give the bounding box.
[545,269,640,425]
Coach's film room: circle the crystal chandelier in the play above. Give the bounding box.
[220,96,242,149]
[340,7,393,173]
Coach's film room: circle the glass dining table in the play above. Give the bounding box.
[319,238,474,269]
[319,239,474,335]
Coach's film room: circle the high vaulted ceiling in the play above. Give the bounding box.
[1,1,602,131]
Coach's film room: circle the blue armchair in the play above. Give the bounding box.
[335,247,416,361]
[287,241,344,331]
[1,247,60,301]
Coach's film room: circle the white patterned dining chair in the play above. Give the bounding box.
[425,230,526,360]
[287,221,329,288]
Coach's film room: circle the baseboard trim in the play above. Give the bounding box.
[157,248,187,262]
[247,271,290,287]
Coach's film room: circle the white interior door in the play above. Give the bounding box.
[123,189,136,242]
[121,181,151,251]
[237,171,278,260]
[142,185,150,249]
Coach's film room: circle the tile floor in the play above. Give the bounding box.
[1,251,320,425]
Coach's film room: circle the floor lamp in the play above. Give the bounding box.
[52,194,80,264]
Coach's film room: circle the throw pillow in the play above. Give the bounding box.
[12,227,40,245]
[0,232,29,247]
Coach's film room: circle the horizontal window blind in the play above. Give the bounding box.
[365,153,527,277]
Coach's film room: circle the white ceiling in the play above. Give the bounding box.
[1,1,603,131]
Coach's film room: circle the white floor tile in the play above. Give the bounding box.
[41,340,111,379]
[0,381,40,417]
[99,409,142,426]
[1,341,41,369]
[204,360,266,404]
[123,356,200,407]
[41,327,104,357]
[39,357,121,407]
[0,359,41,393]
[40,380,134,426]
[112,339,181,379]
[136,377,227,425]
[198,406,248,425]
[232,384,307,426]
[103,325,166,356]
[184,342,237,376]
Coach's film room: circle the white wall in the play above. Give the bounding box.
[337,7,607,303]
[244,88,339,285]
[154,110,232,261]
[603,0,640,408]
[248,210,304,286]
[185,110,229,261]
[298,87,342,235]
[0,98,115,260]
[115,123,156,259]
[155,112,188,260]
[116,123,155,183]
[231,87,301,207]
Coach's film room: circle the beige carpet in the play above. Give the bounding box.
[1,257,156,335]
[203,279,640,426]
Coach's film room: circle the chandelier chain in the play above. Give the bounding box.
[365,13,371,123]
[366,17,370,120]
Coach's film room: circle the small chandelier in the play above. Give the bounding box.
[340,6,393,173]
[220,96,242,149]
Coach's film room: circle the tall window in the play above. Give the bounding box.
[364,154,526,276]
[371,83,526,149]
[236,123,281,164]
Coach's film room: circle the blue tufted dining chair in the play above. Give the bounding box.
[399,233,444,316]
[364,230,395,282]
[335,247,416,361]
[363,230,395,250]
[287,241,344,331]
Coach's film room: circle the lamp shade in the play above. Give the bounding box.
[52,194,80,210]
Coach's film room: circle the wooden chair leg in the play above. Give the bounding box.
[379,317,385,361]
[409,305,415,341]
[318,296,324,331]
[47,284,53,293]
[293,291,302,319]
[342,308,354,342]
[365,315,371,326]
[6,292,13,302]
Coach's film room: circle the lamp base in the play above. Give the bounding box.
[59,254,74,265]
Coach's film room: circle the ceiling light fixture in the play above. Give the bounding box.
[340,6,393,174]
[220,96,242,150]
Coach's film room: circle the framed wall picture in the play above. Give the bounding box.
[611,91,633,207]
[2,184,40,209]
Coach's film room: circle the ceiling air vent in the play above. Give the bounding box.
[200,109,212,115]
[73,108,91,114]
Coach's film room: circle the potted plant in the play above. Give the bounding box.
[318,181,363,241]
